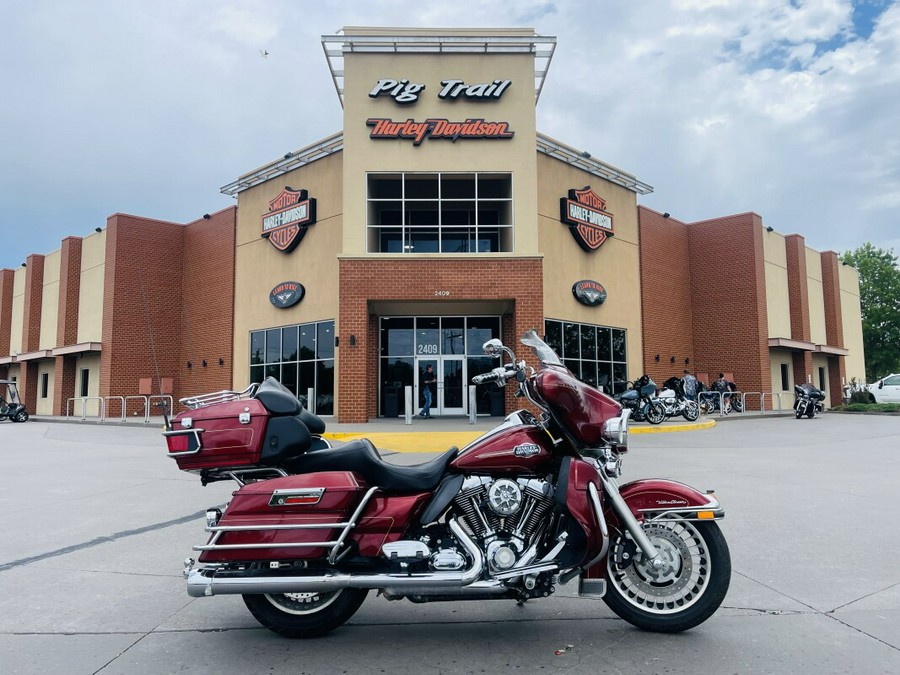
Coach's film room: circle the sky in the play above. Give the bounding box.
[2,0,898,268]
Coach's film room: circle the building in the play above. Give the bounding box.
[0,27,865,421]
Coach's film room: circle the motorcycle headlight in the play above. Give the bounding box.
[602,409,630,451]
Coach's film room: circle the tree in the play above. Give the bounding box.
[841,244,900,381]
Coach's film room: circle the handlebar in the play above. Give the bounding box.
[471,363,523,385]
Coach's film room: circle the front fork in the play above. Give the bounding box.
[596,470,665,568]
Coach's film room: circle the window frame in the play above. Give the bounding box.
[367,172,514,254]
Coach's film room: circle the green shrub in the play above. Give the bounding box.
[838,403,900,413]
[849,390,874,405]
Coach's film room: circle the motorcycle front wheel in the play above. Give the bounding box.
[682,401,700,422]
[645,402,666,425]
[243,588,368,638]
[604,519,731,633]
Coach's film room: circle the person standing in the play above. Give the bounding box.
[419,364,436,418]
[682,369,698,401]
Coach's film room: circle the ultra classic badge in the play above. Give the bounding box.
[573,280,607,307]
[261,187,317,253]
[559,186,614,252]
[269,282,305,309]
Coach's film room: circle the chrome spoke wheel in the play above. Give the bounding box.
[608,520,710,615]
[263,590,344,615]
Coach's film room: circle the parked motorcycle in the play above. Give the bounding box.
[165,331,730,637]
[659,377,701,422]
[794,383,825,419]
[613,375,666,425]
[699,383,742,415]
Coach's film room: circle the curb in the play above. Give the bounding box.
[630,419,716,434]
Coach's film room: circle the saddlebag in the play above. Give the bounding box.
[198,471,367,562]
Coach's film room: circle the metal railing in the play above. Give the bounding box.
[124,395,149,423]
[102,396,126,423]
[66,397,106,422]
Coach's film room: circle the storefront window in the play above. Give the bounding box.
[249,319,335,415]
[545,319,628,393]
[367,173,513,253]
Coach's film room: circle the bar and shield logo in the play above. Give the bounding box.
[261,187,317,253]
[559,187,614,252]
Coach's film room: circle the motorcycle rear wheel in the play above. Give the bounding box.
[604,519,730,633]
[682,402,700,422]
[243,588,368,638]
[645,402,665,425]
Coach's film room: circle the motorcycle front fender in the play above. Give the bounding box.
[611,478,725,524]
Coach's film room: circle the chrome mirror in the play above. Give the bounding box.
[483,339,504,358]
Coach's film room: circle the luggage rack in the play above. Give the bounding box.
[180,383,259,410]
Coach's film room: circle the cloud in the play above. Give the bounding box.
[1,0,898,266]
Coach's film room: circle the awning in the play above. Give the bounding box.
[16,349,53,361]
[768,337,849,356]
[51,342,102,356]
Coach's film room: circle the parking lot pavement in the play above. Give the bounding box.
[1,415,899,674]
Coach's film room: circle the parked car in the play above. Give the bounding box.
[867,374,900,404]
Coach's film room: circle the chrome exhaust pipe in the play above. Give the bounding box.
[187,519,484,598]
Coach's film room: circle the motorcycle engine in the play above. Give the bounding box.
[450,476,555,574]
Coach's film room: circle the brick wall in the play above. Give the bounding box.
[785,234,812,385]
[178,208,237,401]
[51,237,83,413]
[18,254,46,410]
[637,207,694,384]
[0,268,13,377]
[688,213,771,401]
[338,257,544,423]
[100,209,237,408]
[821,251,846,405]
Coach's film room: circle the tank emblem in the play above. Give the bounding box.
[514,443,541,458]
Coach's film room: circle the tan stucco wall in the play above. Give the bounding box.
[535,152,643,379]
[232,152,344,389]
[39,249,61,350]
[9,267,25,355]
[76,353,102,417]
[76,231,106,343]
[769,348,793,401]
[763,231,791,338]
[36,360,55,415]
[341,36,538,256]
[839,263,866,384]
[811,353,831,407]
[805,247,826,345]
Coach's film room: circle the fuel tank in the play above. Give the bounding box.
[450,411,554,475]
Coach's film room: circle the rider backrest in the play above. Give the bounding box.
[255,377,303,416]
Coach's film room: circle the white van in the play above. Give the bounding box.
[868,374,900,404]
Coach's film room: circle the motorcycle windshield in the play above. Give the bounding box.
[520,330,563,366]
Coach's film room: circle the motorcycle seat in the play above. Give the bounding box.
[285,439,459,492]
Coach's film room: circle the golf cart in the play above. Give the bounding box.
[0,380,29,423]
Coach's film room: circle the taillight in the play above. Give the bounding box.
[167,435,189,453]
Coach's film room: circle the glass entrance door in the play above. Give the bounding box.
[439,357,465,415]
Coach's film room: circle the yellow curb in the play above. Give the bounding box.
[323,431,484,454]
[323,419,716,453]
[631,419,717,434]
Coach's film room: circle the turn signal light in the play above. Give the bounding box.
[167,435,189,453]
[696,511,715,520]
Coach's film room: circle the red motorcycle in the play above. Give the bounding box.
[165,331,730,637]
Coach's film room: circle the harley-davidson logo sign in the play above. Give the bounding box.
[573,280,607,307]
[261,187,317,253]
[559,187,614,252]
[514,443,542,458]
[269,281,305,309]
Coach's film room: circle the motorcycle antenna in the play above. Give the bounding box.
[138,269,171,432]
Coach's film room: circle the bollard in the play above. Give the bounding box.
[404,385,413,425]
[468,385,477,424]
